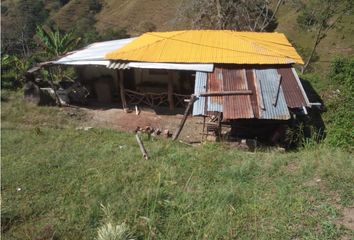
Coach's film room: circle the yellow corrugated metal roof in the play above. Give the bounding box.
[105,30,304,65]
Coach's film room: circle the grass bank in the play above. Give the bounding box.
[1,91,353,239]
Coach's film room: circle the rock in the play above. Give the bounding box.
[155,128,161,135]
[206,135,217,142]
[143,126,151,133]
[123,108,132,113]
[163,129,172,138]
[276,147,286,153]
[134,126,141,133]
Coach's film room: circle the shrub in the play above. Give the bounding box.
[96,204,133,240]
[324,57,354,149]
[297,9,317,29]
[1,54,33,89]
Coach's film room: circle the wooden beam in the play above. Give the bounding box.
[118,70,127,109]
[199,90,252,97]
[172,95,197,141]
[135,134,149,160]
[168,71,174,111]
[272,74,282,107]
[48,67,62,107]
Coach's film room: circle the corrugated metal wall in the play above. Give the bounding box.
[277,67,308,108]
[193,65,307,120]
[255,69,290,120]
[222,68,254,119]
[193,72,207,116]
[207,68,223,113]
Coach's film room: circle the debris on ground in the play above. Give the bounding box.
[135,134,149,160]
[75,126,93,131]
[163,129,172,138]
[226,139,259,151]
[135,105,140,115]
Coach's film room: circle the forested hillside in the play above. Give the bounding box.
[2,0,353,72]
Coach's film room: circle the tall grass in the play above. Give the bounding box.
[2,127,353,239]
[1,91,353,239]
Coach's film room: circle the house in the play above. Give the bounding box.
[41,30,311,143]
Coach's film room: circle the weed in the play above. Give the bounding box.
[96,204,133,240]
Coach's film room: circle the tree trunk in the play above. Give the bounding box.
[215,0,223,29]
[259,0,284,32]
[48,68,62,107]
[302,22,324,73]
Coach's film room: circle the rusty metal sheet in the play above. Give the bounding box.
[246,69,260,118]
[193,65,302,121]
[277,67,309,108]
[206,68,223,113]
[222,68,254,119]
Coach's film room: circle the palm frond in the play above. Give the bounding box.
[35,25,81,57]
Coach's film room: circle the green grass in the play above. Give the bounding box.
[2,92,354,239]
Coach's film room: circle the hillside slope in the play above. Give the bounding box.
[275,3,354,73]
[96,0,185,35]
[2,0,353,72]
[93,0,353,72]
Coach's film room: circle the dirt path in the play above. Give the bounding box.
[80,106,204,142]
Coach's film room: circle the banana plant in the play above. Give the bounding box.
[1,54,32,85]
[35,25,81,57]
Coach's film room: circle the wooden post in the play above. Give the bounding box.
[199,90,252,96]
[272,74,282,107]
[172,95,197,141]
[135,134,149,160]
[168,71,174,111]
[118,70,127,109]
[48,67,62,107]
[202,115,206,141]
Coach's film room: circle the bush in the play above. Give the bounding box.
[324,57,354,149]
[297,9,317,29]
[1,54,33,89]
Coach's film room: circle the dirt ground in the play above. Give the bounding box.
[78,105,205,143]
[338,207,354,231]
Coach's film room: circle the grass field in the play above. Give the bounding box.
[1,91,353,239]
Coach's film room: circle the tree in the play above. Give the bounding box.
[178,0,283,32]
[1,54,33,88]
[1,0,48,56]
[297,0,354,73]
[35,26,81,57]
